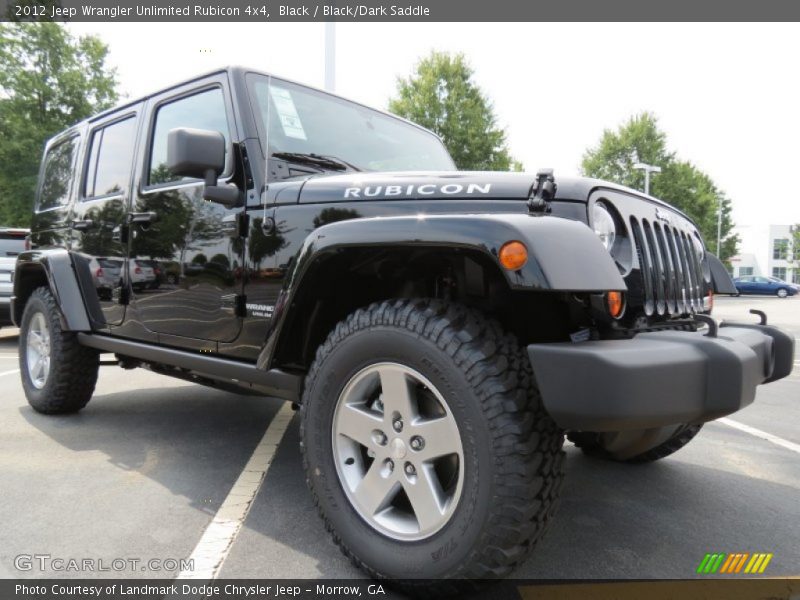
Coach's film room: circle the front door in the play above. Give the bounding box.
[129,78,243,344]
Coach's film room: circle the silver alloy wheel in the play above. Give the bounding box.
[332,362,464,541]
[777,288,788,298]
[26,312,51,390]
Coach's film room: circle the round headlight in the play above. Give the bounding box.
[592,203,616,250]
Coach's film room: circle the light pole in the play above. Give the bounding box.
[633,162,661,196]
[324,22,336,92]
[716,195,723,255]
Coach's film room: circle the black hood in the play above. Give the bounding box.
[296,170,685,214]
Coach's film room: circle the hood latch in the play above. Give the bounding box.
[528,169,556,214]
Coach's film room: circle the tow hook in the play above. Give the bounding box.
[694,314,718,337]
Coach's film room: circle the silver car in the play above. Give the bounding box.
[0,228,29,326]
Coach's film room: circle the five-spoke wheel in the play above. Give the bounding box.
[332,363,463,540]
[25,312,51,389]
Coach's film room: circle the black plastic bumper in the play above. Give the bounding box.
[527,322,794,432]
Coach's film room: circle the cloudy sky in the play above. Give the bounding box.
[68,22,799,264]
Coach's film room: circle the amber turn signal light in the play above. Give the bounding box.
[607,291,625,318]
[499,241,528,270]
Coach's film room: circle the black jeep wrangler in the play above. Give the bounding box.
[12,66,794,589]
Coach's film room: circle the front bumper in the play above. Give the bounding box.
[528,321,794,432]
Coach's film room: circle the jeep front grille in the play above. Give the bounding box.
[629,216,704,316]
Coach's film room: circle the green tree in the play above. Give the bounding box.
[788,225,800,281]
[581,113,738,262]
[0,23,118,227]
[388,51,521,171]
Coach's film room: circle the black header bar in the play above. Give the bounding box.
[3,0,800,22]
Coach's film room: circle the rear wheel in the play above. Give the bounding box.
[19,287,99,414]
[568,424,703,463]
[300,299,564,592]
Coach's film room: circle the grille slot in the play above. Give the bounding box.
[630,215,703,316]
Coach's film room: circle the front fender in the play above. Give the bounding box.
[287,213,625,293]
[13,249,92,331]
[257,213,625,370]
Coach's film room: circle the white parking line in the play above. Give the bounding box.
[178,402,295,580]
[719,418,800,455]
[0,369,20,377]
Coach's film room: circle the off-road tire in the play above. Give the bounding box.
[19,287,99,414]
[300,298,565,595]
[568,424,703,463]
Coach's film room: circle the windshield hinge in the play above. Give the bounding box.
[238,212,250,238]
[528,169,556,214]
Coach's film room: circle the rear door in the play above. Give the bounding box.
[129,75,244,344]
[71,108,141,326]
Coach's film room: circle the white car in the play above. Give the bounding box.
[90,257,123,299]
[130,259,156,291]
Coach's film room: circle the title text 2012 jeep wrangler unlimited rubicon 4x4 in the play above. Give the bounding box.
[12,67,794,590]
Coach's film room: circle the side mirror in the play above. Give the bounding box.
[167,128,241,208]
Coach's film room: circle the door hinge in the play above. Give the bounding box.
[238,212,250,238]
[222,293,247,318]
[113,284,130,305]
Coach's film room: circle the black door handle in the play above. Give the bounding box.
[71,219,95,231]
[128,212,158,224]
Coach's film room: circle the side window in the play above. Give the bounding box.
[84,116,137,198]
[148,87,230,186]
[38,136,80,211]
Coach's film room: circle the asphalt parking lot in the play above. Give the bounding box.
[1,295,798,584]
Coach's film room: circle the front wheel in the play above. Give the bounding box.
[777,288,789,298]
[19,287,99,414]
[300,299,564,592]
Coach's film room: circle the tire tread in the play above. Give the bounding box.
[20,287,98,414]
[299,298,565,593]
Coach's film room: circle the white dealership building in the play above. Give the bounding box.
[730,224,799,283]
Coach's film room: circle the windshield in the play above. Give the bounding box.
[247,74,455,177]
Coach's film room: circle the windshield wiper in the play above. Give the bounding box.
[271,152,361,172]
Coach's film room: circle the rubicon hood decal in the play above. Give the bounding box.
[343,182,492,199]
[298,171,536,203]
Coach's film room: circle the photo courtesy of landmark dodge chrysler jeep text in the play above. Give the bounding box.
[12,67,794,593]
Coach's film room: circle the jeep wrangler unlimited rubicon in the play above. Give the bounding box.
[12,67,794,590]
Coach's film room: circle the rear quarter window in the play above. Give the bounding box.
[38,135,81,211]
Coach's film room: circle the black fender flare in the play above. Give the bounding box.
[257,213,626,369]
[707,252,739,295]
[13,249,93,331]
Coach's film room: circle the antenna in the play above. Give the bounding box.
[262,74,272,222]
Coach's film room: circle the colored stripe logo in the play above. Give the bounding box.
[697,552,773,574]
